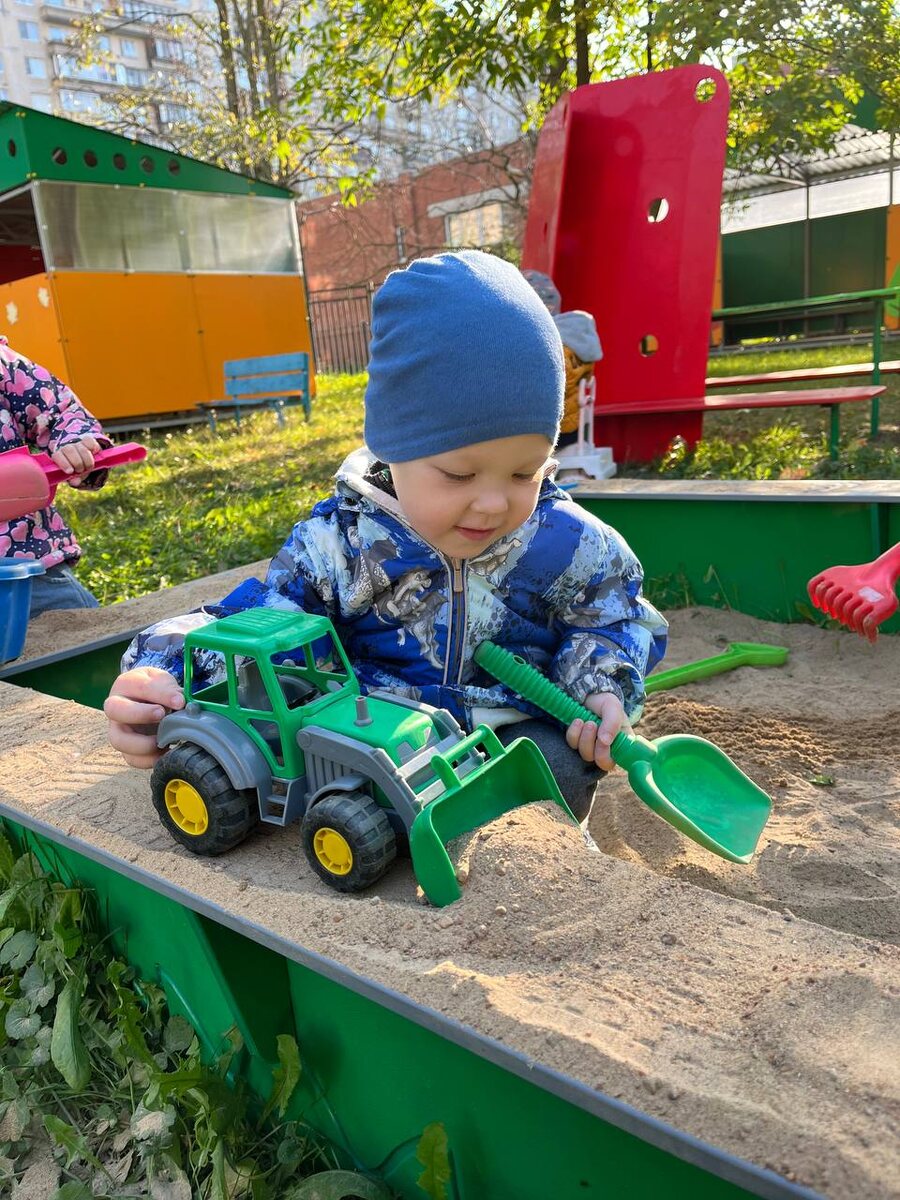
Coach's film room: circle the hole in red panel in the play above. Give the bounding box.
[51,146,67,165]
[7,140,16,157]
[542,221,548,237]
[647,197,669,223]
[83,149,98,167]
[639,334,659,357]
[113,152,126,170]
[695,77,717,103]
[140,155,154,173]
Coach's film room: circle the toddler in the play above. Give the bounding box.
[0,337,109,616]
[105,251,667,821]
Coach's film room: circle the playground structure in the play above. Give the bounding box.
[0,104,314,424]
[523,68,893,462]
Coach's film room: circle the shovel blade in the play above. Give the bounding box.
[409,735,575,907]
[0,453,51,522]
[621,733,771,862]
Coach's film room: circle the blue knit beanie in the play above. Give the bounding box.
[364,250,564,463]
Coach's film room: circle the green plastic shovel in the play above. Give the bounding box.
[644,642,789,695]
[474,641,772,864]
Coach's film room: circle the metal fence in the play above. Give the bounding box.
[307,284,374,374]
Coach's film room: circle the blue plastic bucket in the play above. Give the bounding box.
[0,561,46,664]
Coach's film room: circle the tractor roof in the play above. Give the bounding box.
[188,609,335,655]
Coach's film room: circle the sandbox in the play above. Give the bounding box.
[0,593,897,1199]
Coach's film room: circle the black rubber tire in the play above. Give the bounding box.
[151,743,259,856]
[301,791,397,893]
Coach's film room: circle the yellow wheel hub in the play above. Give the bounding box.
[164,778,209,836]
[313,827,353,876]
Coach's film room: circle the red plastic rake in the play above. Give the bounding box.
[808,542,900,643]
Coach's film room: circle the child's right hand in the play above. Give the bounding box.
[104,668,185,769]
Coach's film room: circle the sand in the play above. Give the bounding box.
[0,606,898,1198]
[16,559,270,665]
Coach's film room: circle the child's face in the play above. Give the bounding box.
[390,433,553,559]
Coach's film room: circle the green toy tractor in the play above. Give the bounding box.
[151,608,573,906]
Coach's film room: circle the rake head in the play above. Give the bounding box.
[808,564,899,643]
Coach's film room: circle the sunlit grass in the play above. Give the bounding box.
[63,359,898,605]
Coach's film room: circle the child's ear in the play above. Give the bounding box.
[543,458,559,479]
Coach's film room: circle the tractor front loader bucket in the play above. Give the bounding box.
[408,725,576,907]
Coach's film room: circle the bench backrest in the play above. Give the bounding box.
[224,352,309,399]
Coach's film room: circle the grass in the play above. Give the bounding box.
[64,349,899,605]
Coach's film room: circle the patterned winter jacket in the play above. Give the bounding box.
[0,338,109,568]
[123,449,668,731]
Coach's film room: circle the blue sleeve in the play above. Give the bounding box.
[548,518,667,719]
[121,511,341,686]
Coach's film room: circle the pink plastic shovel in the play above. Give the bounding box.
[0,442,147,523]
[808,542,900,643]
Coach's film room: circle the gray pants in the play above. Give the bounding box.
[29,564,99,619]
[496,718,603,823]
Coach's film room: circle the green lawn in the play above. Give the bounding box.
[65,352,899,605]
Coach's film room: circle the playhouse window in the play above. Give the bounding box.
[34,181,298,275]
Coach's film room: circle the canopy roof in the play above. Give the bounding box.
[0,104,291,200]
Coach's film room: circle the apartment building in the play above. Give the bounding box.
[0,0,204,130]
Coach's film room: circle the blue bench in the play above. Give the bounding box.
[199,352,311,430]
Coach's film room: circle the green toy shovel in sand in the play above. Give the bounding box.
[644,642,788,695]
[474,642,772,864]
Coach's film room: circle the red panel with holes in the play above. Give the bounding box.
[523,67,729,462]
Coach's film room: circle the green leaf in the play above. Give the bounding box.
[43,1114,100,1171]
[50,1183,93,1200]
[0,930,37,970]
[210,1140,229,1200]
[260,1033,301,1125]
[810,774,836,787]
[285,1171,392,1200]
[106,961,155,1065]
[51,976,91,1091]
[416,1122,451,1200]
[163,1014,195,1056]
[0,834,16,884]
[21,962,55,1009]
[5,999,41,1040]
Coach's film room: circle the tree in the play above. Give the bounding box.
[292,1,900,178]
[67,0,361,190]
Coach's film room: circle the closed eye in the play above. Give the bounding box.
[439,470,474,482]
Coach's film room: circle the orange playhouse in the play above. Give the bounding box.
[0,103,314,425]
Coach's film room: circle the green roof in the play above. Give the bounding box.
[0,104,292,200]
[190,610,334,655]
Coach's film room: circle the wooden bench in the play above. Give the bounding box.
[199,352,311,430]
[596,385,886,460]
[706,360,900,390]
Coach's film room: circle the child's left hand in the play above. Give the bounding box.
[51,436,102,487]
[566,692,629,771]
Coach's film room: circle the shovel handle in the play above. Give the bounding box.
[644,642,788,694]
[36,442,147,488]
[473,641,631,759]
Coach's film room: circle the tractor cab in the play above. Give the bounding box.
[183,609,358,778]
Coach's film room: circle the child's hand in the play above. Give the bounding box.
[566,692,629,771]
[104,668,185,769]
[51,435,102,487]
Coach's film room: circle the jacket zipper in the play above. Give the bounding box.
[442,556,467,686]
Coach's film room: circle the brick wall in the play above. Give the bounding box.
[297,140,534,292]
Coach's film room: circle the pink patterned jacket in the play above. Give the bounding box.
[0,337,109,568]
